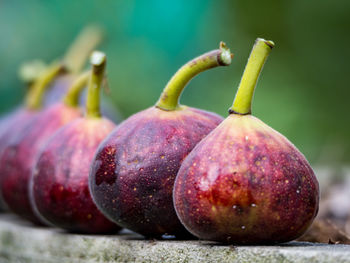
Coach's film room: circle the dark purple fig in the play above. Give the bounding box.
[89,43,233,238]
[30,52,120,234]
[0,66,90,224]
[173,39,319,244]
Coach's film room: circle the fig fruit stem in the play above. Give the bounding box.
[63,70,90,108]
[25,62,65,110]
[63,25,104,74]
[85,51,106,118]
[156,42,233,111]
[230,38,274,115]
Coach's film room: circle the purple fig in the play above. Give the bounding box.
[30,51,120,233]
[0,66,90,224]
[0,63,65,211]
[0,26,104,213]
[89,43,233,238]
[173,39,319,244]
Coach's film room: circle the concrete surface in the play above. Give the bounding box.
[0,214,349,263]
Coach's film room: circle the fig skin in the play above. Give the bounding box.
[0,103,81,223]
[90,106,223,237]
[0,108,35,210]
[173,114,319,244]
[30,118,120,233]
[0,108,34,157]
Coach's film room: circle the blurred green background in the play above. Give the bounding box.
[0,0,349,164]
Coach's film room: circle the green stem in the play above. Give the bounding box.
[26,62,65,110]
[85,51,106,118]
[156,42,233,111]
[63,71,90,108]
[63,25,104,73]
[229,38,274,115]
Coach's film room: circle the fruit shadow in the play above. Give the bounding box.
[200,240,325,248]
[117,229,198,241]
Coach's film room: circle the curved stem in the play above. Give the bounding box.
[156,42,233,111]
[25,62,65,110]
[229,38,274,115]
[63,25,104,73]
[63,70,90,108]
[85,51,106,118]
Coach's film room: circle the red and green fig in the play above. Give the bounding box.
[30,51,120,234]
[0,66,89,224]
[173,38,319,244]
[89,43,232,238]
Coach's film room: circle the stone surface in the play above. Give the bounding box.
[0,214,349,263]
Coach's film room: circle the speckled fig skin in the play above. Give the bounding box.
[89,106,223,237]
[173,114,319,244]
[30,118,120,233]
[0,103,81,223]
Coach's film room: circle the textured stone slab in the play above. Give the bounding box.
[0,214,349,263]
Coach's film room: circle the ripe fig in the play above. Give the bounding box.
[89,43,233,238]
[0,27,90,161]
[0,67,90,224]
[30,51,120,234]
[173,38,319,244]
[0,63,65,211]
[0,27,103,213]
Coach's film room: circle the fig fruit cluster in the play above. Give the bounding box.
[0,32,319,245]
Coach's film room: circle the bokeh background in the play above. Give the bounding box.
[0,0,349,165]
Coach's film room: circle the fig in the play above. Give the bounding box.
[0,67,89,224]
[0,27,104,213]
[0,63,65,211]
[30,51,120,233]
[0,30,87,163]
[89,43,233,238]
[173,38,319,244]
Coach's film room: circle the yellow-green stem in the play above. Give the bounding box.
[85,51,106,118]
[63,25,104,73]
[229,38,274,115]
[156,42,233,111]
[63,71,90,108]
[25,62,65,110]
